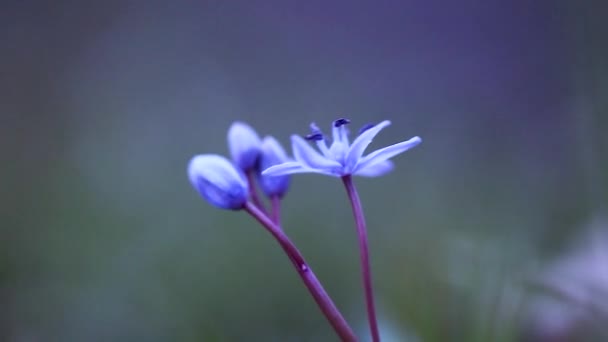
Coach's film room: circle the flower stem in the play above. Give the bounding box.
[270,195,281,225]
[244,202,358,341]
[246,170,267,214]
[341,175,380,342]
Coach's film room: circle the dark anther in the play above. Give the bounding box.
[333,118,351,127]
[358,123,375,134]
[306,122,324,140]
[305,132,324,141]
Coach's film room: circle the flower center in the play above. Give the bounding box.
[304,122,331,157]
[330,118,351,164]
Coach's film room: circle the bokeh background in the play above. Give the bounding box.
[2,1,607,341]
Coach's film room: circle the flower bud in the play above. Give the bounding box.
[257,136,290,198]
[188,154,249,210]
[227,121,262,171]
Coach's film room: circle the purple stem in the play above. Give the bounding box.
[246,170,267,214]
[270,195,281,225]
[341,175,380,342]
[244,202,358,342]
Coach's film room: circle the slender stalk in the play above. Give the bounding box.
[244,202,358,341]
[270,195,281,225]
[341,175,380,342]
[246,170,267,214]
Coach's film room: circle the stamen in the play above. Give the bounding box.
[305,122,325,141]
[330,118,350,163]
[305,132,324,141]
[358,123,375,135]
[333,118,351,127]
[316,139,331,156]
[306,121,331,156]
[310,122,322,132]
[340,126,349,145]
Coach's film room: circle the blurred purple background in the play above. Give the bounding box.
[1,1,607,340]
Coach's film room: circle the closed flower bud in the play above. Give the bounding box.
[188,154,249,210]
[228,121,262,171]
[257,136,290,198]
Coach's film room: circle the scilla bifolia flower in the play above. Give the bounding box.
[187,122,356,341]
[228,121,262,171]
[257,136,290,199]
[262,118,421,178]
[188,154,248,210]
[263,118,421,342]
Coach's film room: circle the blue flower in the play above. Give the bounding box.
[228,121,262,171]
[262,119,421,178]
[257,136,291,198]
[188,154,249,210]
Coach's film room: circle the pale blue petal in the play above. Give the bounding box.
[292,169,339,176]
[354,136,422,172]
[345,120,391,170]
[262,161,308,176]
[354,160,394,177]
[263,161,338,177]
[291,135,342,170]
[286,168,339,176]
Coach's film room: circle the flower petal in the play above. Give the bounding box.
[263,161,338,177]
[291,135,342,171]
[345,120,391,170]
[262,161,308,176]
[355,136,422,172]
[354,160,394,177]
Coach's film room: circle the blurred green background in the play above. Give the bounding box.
[2,1,607,341]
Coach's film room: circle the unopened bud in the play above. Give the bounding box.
[188,154,249,210]
[257,136,290,198]
[227,121,262,171]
